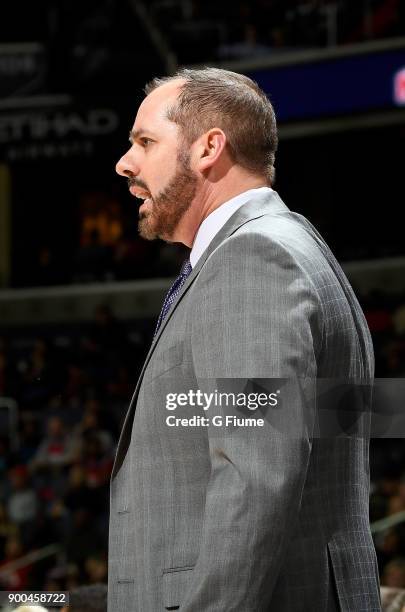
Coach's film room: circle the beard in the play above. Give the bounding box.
[136,149,198,242]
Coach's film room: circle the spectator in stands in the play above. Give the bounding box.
[0,502,18,557]
[42,565,65,594]
[218,23,272,59]
[30,416,79,500]
[20,340,55,408]
[79,434,112,519]
[84,554,107,584]
[65,563,80,591]
[6,465,38,543]
[388,495,405,516]
[63,465,94,514]
[47,498,70,541]
[83,304,127,361]
[76,410,114,456]
[376,528,402,566]
[105,365,132,403]
[18,416,41,464]
[60,583,107,612]
[382,339,405,376]
[78,397,117,441]
[80,431,111,477]
[64,366,88,403]
[30,417,79,472]
[0,535,32,590]
[382,558,405,589]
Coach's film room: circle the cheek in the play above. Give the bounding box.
[150,168,174,194]
[146,144,179,192]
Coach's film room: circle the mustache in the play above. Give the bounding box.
[127,177,150,192]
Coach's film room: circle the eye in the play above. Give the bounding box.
[140,137,152,147]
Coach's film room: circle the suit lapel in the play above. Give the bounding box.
[111,190,288,478]
[150,190,288,348]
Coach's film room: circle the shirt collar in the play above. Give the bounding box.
[190,186,273,268]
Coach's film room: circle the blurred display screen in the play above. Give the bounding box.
[248,47,405,121]
[394,67,405,106]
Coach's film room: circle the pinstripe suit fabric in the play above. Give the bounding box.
[108,191,381,611]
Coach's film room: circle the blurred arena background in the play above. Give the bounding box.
[0,0,405,608]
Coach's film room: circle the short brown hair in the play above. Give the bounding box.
[145,67,278,183]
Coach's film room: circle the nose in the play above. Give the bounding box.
[115,148,140,178]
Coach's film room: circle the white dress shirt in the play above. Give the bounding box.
[189,186,273,268]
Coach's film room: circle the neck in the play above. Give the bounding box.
[175,172,269,247]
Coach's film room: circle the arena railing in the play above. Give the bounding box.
[1,257,405,326]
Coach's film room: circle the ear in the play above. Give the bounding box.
[194,128,227,172]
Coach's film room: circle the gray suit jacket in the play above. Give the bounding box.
[108,190,381,611]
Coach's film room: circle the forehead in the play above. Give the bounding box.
[133,79,184,134]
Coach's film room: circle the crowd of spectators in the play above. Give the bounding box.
[0,305,152,592]
[21,192,188,288]
[149,0,404,64]
[0,291,404,591]
[362,290,405,590]
[22,197,403,289]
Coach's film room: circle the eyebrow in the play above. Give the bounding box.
[129,129,156,144]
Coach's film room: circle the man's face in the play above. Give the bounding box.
[116,80,198,242]
[136,146,198,241]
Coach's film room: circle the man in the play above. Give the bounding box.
[109,68,381,611]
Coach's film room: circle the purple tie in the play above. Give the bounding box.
[154,259,192,338]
